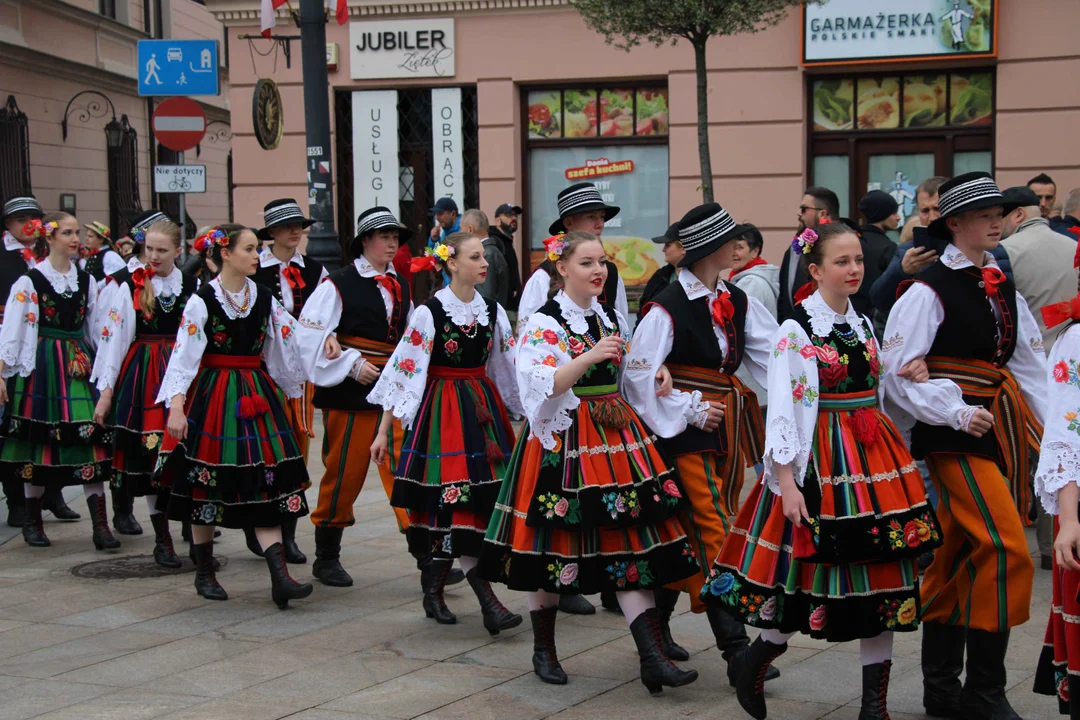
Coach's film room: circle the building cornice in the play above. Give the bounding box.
[36,0,147,40]
[212,0,567,25]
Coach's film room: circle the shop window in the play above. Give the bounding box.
[524,83,669,315]
[809,69,994,228]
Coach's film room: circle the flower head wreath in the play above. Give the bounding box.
[130,228,146,245]
[22,219,56,241]
[791,228,819,256]
[543,233,569,262]
[431,241,455,264]
[194,226,230,254]
[409,241,455,274]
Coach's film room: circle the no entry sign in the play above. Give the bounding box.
[152,97,206,152]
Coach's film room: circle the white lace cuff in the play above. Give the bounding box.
[762,414,812,494]
[522,364,579,451]
[956,405,979,433]
[158,368,199,405]
[368,381,423,430]
[1036,441,1080,516]
[686,390,711,430]
[94,362,124,393]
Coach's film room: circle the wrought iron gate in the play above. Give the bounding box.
[107,115,143,237]
[0,95,32,203]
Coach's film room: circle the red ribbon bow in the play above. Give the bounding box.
[131,266,155,311]
[793,280,818,305]
[981,266,1006,298]
[1042,295,1080,329]
[410,256,437,274]
[282,265,307,292]
[19,247,34,263]
[710,291,735,326]
[374,274,401,304]
[1073,238,1080,270]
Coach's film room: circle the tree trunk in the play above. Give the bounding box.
[693,38,713,204]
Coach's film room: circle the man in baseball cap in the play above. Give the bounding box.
[429,197,460,245]
[489,203,523,311]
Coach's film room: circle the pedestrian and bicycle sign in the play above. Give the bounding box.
[154,165,206,194]
[138,39,220,97]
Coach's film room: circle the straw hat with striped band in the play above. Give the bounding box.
[352,206,413,255]
[256,198,316,240]
[2,195,43,224]
[83,221,111,240]
[928,171,1005,241]
[548,182,620,235]
[675,202,747,267]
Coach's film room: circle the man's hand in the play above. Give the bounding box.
[429,226,441,241]
[898,358,929,383]
[654,365,672,398]
[901,247,938,275]
[702,402,725,432]
[964,408,995,438]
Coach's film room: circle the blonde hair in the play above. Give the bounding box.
[138,220,181,320]
[547,231,604,300]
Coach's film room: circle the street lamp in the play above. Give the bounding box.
[104,117,123,149]
[60,90,118,143]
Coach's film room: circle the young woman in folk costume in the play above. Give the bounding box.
[78,221,125,287]
[701,223,943,720]
[90,220,196,568]
[479,231,701,695]
[883,173,1045,720]
[0,212,120,550]
[623,203,780,684]
[242,199,328,565]
[367,231,522,633]
[155,225,313,609]
[515,182,629,617]
[1034,246,1080,718]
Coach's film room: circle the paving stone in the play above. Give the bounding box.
[0,628,177,679]
[52,589,209,630]
[0,677,113,720]
[122,597,282,637]
[150,642,344,697]
[243,649,433,705]
[25,688,207,719]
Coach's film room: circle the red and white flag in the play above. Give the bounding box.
[335,0,348,26]
[260,0,289,38]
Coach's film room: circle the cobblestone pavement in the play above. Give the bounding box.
[0,418,1060,719]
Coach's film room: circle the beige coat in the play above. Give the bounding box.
[1002,217,1077,353]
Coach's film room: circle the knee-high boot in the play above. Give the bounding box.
[628,608,698,695]
[858,660,892,720]
[653,588,689,661]
[922,622,966,718]
[530,607,567,685]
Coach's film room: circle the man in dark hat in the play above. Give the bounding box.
[488,202,523,311]
[856,189,900,335]
[624,202,780,684]
[517,182,628,335]
[883,172,1044,720]
[636,223,682,322]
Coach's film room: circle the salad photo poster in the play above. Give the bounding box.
[528,144,670,315]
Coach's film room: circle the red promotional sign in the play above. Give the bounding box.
[152,97,207,152]
[564,157,635,181]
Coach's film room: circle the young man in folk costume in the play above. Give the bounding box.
[296,207,462,590]
[623,202,780,684]
[244,199,328,565]
[515,181,629,615]
[883,172,1046,720]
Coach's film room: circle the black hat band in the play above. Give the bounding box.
[938,176,1003,218]
[557,186,605,217]
[356,210,401,236]
[263,202,307,227]
[678,207,737,251]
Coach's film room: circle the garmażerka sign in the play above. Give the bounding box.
[350,19,455,79]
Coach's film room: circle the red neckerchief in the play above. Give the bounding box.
[131,266,155,311]
[710,291,734,326]
[981,266,1007,298]
[374,274,401,304]
[281,265,306,292]
[729,256,768,280]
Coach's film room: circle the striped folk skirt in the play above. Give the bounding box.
[1034,517,1080,717]
[699,391,941,642]
[479,387,700,595]
[0,328,110,486]
[108,335,173,495]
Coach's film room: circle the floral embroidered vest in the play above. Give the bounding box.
[26,268,91,333]
[197,282,272,358]
[428,295,498,369]
[791,303,880,396]
[535,298,620,390]
[112,268,197,337]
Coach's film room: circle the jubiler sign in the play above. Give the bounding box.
[350,19,455,79]
[803,0,996,66]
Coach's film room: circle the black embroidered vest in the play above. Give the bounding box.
[428,295,498,370]
[83,252,106,282]
[198,282,272,358]
[0,248,30,319]
[111,268,197,337]
[535,298,620,390]
[27,267,91,333]
[252,255,325,315]
[539,258,620,308]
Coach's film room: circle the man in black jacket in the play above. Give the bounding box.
[487,203,523,311]
[777,186,840,322]
[857,190,900,337]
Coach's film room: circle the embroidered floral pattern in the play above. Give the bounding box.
[601,489,640,519]
[143,433,161,450]
[281,494,304,514]
[547,560,579,589]
[877,597,917,630]
[881,334,903,352]
[441,484,471,506]
[23,311,36,328]
[535,491,581,523]
[193,503,224,524]
[870,512,940,550]
[526,326,569,354]
[790,374,819,407]
[606,560,654,588]
[808,605,827,631]
[188,466,217,488]
[72,464,99,481]
[394,356,419,378]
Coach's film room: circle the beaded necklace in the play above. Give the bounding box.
[220,280,251,316]
[579,312,611,348]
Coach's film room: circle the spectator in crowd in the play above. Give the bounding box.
[1000,184,1075,572]
[1052,200,1064,220]
[728,223,779,318]
[487,203,523,311]
[856,190,901,336]
[777,186,839,321]
[428,197,460,245]
[463,209,508,307]
[1027,172,1057,219]
[1052,188,1080,241]
[871,176,1013,315]
[637,222,682,322]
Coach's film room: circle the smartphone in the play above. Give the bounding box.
[912,225,934,252]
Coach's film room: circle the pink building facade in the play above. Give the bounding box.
[214,0,1078,305]
[0,0,231,238]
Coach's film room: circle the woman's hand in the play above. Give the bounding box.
[654,365,673,398]
[324,335,342,360]
[1055,519,1080,572]
[370,432,389,467]
[583,336,624,366]
[93,389,113,427]
[778,472,810,525]
[0,381,8,407]
[167,398,187,440]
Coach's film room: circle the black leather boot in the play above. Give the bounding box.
[86,494,120,550]
[530,606,567,684]
[423,558,456,624]
[188,539,221,570]
[3,477,25,528]
[280,517,307,564]
[922,622,966,718]
[465,568,522,635]
[21,496,49,547]
[628,608,699,695]
[734,636,789,719]
[264,542,313,610]
[654,588,690,661]
[243,526,264,557]
[312,526,352,586]
[192,541,227,600]
[858,660,892,720]
[43,485,80,520]
[149,514,181,568]
[110,486,142,535]
[707,606,780,686]
[959,629,1021,720]
[600,589,622,613]
[558,594,596,615]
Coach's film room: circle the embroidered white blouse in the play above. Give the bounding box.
[296,256,415,388]
[155,278,304,404]
[621,268,777,438]
[89,267,185,392]
[517,264,629,333]
[257,247,329,314]
[1035,323,1080,515]
[881,245,1047,433]
[366,287,521,429]
[517,291,629,450]
[0,261,97,378]
[761,291,883,494]
[3,232,38,269]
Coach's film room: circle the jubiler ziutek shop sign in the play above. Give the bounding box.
[802,0,996,66]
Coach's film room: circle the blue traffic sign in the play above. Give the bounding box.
[138,39,219,97]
